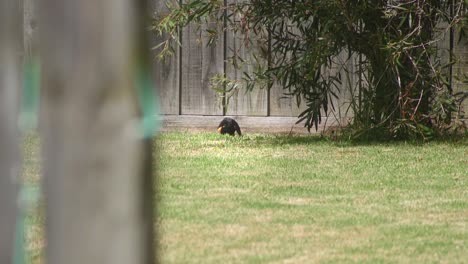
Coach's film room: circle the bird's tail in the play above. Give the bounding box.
[235,123,242,136]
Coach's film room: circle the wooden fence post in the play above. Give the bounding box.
[0,0,22,263]
[38,0,155,263]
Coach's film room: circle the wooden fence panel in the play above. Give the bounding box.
[152,0,180,115]
[269,85,306,117]
[453,28,468,112]
[330,51,354,125]
[269,21,307,117]
[225,0,267,116]
[436,18,452,81]
[152,0,465,121]
[181,8,224,115]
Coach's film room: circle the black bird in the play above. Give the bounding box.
[217,117,242,136]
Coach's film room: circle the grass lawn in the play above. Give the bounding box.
[24,132,468,263]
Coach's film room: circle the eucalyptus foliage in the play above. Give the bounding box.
[153,0,467,139]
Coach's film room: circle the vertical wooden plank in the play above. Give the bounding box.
[0,0,22,262]
[39,0,154,263]
[344,52,366,124]
[453,27,468,112]
[269,84,307,117]
[151,0,180,115]
[269,31,351,124]
[269,22,307,117]
[436,18,452,81]
[329,51,354,125]
[435,7,465,111]
[181,4,224,115]
[225,0,267,116]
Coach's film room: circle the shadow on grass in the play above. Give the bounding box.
[158,130,468,148]
[236,133,468,148]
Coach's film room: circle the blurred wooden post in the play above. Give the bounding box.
[0,0,22,263]
[39,0,154,263]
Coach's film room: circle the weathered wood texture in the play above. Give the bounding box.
[39,0,154,263]
[159,115,339,134]
[331,51,354,125]
[435,19,452,77]
[181,1,224,115]
[0,0,22,262]
[24,1,466,120]
[269,84,307,117]
[269,22,308,117]
[151,0,180,114]
[225,0,268,116]
[150,0,466,122]
[453,28,468,112]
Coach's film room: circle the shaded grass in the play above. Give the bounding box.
[23,132,467,263]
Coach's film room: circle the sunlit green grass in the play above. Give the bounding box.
[157,133,468,263]
[24,132,468,263]
[22,134,44,264]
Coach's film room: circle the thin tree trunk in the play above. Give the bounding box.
[38,0,154,263]
[0,0,23,263]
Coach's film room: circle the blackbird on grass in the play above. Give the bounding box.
[217,117,242,136]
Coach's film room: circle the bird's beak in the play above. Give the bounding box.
[217,127,222,133]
